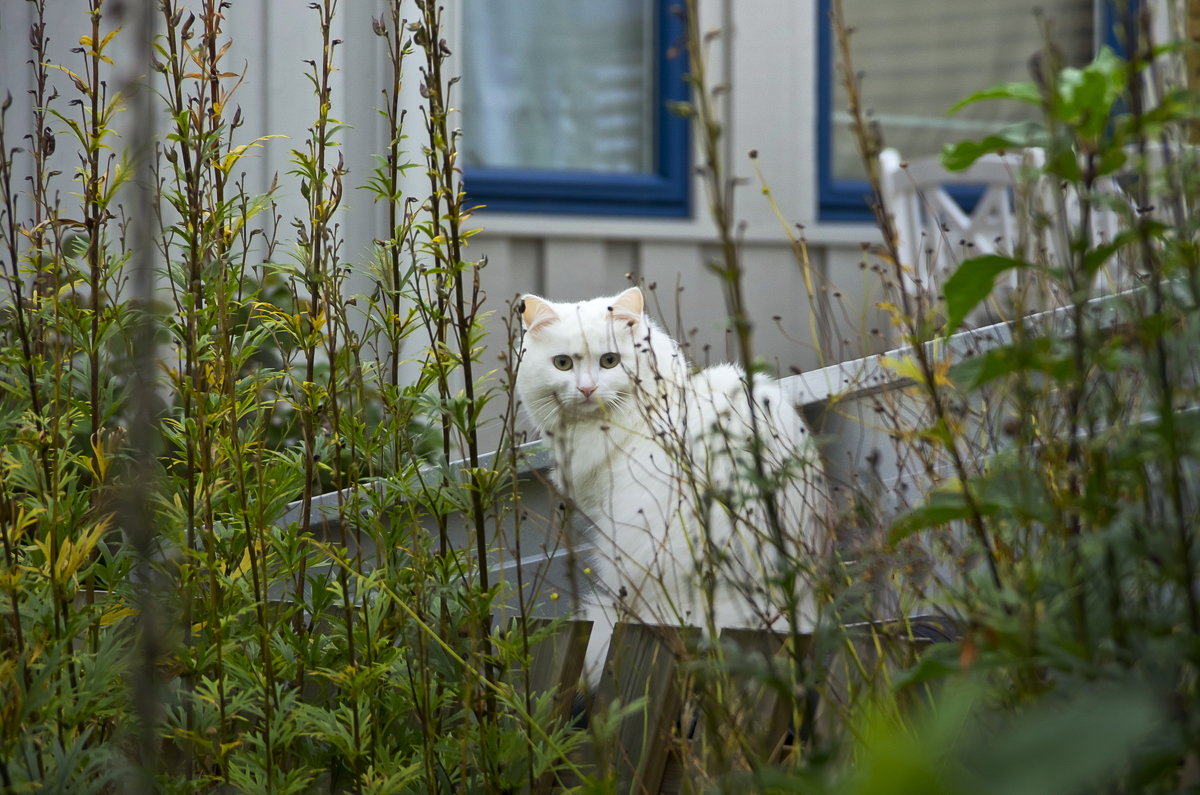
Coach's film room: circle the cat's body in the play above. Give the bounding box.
[516,287,824,685]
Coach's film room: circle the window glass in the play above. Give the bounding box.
[823,0,1096,215]
[461,1,656,175]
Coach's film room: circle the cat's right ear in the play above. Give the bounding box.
[519,294,558,333]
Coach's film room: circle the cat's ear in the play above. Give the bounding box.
[608,287,643,326]
[519,294,558,333]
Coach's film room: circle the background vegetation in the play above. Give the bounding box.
[0,0,1196,792]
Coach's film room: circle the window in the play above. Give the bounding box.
[460,0,689,217]
[817,0,1106,221]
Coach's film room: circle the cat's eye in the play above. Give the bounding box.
[599,352,621,369]
[552,354,573,371]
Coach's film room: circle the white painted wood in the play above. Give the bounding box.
[542,238,628,300]
[729,0,816,234]
[739,242,823,375]
[637,240,729,366]
[222,1,275,211]
[817,243,893,361]
[1,1,35,236]
[478,237,542,308]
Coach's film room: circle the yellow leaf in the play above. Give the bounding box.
[0,569,20,591]
[880,354,925,385]
[880,354,951,388]
[4,503,42,546]
[88,433,109,481]
[929,357,952,387]
[100,603,138,626]
[79,35,94,47]
[99,27,122,51]
[875,300,901,316]
[56,515,112,582]
[229,543,260,581]
[44,64,89,95]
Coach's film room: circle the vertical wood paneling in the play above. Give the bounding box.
[604,240,639,284]
[638,241,728,366]
[334,3,388,297]
[482,237,544,303]
[729,0,814,233]
[477,235,542,365]
[820,244,891,363]
[738,243,822,374]
[223,1,274,209]
[638,241,825,377]
[2,1,34,234]
[250,1,323,241]
[543,238,629,299]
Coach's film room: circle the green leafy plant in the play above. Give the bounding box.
[3,0,1197,792]
[0,1,570,791]
[826,0,1200,790]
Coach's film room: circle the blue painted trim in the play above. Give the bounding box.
[1104,0,1134,52]
[464,1,690,218]
[816,0,1128,222]
[815,0,870,222]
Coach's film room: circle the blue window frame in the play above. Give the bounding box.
[816,0,1126,222]
[462,1,690,218]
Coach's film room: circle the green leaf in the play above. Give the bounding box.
[1083,229,1139,277]
[1094,139,1128,177]
[1054,47,1127,140]
[942,255,1029,333]
[949,337,1074,389]
[947,81,1042,114]
[889,489,996,544]
[940,122,1046,171]
[1045,145,1082,181]
[964,685,1161,795]
[891,643,960,691]
[978,460,1057,525]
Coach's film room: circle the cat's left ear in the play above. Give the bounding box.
[608,287,643,326]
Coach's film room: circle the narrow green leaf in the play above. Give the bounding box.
[940,122,1046,171]
[943,255,1029,333]
[949,337,1074,389]
[889,490,992,544]
[947,81,1042,114]
[891,643,960,691]
[1045,146,1082,181]
[1083,229,1139,277]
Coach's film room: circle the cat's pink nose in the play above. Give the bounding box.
[578,385,597,399]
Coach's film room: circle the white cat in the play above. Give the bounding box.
[516,286,825,686]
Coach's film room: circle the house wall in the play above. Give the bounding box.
[6,1,1179,380]
[0,0,886,362]
[463,0,887,403]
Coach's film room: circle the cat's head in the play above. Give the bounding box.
[515,286,682,432]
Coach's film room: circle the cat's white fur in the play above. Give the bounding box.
[516,287,824,685]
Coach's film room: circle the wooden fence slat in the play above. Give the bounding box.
[713,627,798,765]
[514,616,957,793]
[657,628,801,792]
[508,619,592,795]
[525,618,592,724]
[817,615,951,742]
[590,622,701,795]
